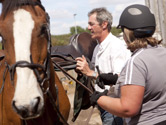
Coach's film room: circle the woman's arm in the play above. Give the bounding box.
[97,85,145,117]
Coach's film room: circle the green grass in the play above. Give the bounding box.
[0,34,72,50]
[111,27,122,36]
[51,34,72,46]
[51,29,122,47]
[0,29,122,49]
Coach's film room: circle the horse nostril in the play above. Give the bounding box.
[12,100,19,113]
[12,100,29,118]
[12,97,41,118]
[32,97,40,114]
[19,107,29,118]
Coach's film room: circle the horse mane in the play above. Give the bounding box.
[1,0,38,19]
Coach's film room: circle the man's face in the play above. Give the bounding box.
[88,13,102,40]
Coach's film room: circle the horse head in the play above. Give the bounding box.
[0,0,52,120]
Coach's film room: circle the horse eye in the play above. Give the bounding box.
[40,25,47,36]
[0,34,5,49]
[0,36,2,48]
[0,35,2,42]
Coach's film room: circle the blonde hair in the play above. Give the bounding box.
[123,28,161,52]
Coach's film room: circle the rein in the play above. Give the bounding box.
[51,32,94,94]
[52,60,93,94]
[51,56,94,125]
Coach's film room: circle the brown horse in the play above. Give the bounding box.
[0,0,70,124]
[51,32,97,71]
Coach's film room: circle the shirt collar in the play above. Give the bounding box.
[98,33,112,51]
[131,45,159,56]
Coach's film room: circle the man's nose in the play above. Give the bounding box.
[88,25,92,30]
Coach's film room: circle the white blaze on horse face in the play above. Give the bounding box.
[13,9,43,110]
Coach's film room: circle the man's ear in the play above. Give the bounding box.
[102,21,108,30]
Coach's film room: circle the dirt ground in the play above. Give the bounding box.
[56,70,102,125]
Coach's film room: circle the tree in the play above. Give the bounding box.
[111,26,122,36]
[70,26,122,36]
[70,26,87,35]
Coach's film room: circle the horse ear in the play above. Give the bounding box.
[0,0,4,3]
[38,0,41,3]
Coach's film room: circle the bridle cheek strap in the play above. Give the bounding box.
[6,54,50,93]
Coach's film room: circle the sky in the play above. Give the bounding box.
[0,0,145,35]
[41,0,145,35]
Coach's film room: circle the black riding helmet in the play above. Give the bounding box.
[117,4,156,38]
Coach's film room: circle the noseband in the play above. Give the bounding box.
[6,54,51,93]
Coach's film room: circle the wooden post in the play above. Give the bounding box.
[158,0,166,45]
[145,0,166,45]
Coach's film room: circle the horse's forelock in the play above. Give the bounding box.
[1,0,35,19]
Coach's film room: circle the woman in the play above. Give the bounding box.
[90,4,166,125]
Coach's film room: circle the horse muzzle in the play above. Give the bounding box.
[12,96,44,119]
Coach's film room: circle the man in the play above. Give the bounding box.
[76,7,130,125]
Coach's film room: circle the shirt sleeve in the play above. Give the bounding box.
[118,56,146,87]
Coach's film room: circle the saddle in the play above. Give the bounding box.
[51,33,94,71]
[51,44,80,71]
[51,34,82,58]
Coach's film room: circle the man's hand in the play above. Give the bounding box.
[90,90,108,106]
[75,55,93,76]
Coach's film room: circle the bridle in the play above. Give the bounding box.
[0,1,69,125]
[6,55,51,93]
[3,1,52,94]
